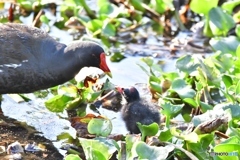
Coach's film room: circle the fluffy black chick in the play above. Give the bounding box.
[118,87,161,134]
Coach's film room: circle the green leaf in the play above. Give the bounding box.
[65,154,82,160]
[176,55,200,74]
[210,36,240,54]
[45,94,74,112]
[86,19,103,33]
[88,118,112,137]
[190,0,218,15]
[125,135,139,159]
[161,102,184,118]
[135,141,173,159]
[137,122,159,141]
[141,57,154,67]
[186,134,214,159]
[183,98,198,108]
[159,128,173,141]
[40,15,50,25]
[110,52,126,62]
[79,138,117,160]
[221,0,240,14]
[208,7,235,36]
[236,44,240,58]
[171,79,196,99]
[58,83,78,97]
[236,25,240,38]
[102,22,116,37]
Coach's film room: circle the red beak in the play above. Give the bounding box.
[100,53,112,78]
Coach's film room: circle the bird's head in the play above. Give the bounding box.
[117,86,140,103]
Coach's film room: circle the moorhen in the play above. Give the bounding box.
[0,23,111,94]
[118,87,161,134]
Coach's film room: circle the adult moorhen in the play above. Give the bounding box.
[118,86,161,134]
[0,23,111,94]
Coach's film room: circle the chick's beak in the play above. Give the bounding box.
[100,53,112,78]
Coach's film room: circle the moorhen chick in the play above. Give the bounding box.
[118,87,161,134]
[0,23,111,94]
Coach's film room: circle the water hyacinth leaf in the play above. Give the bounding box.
[159,128,173,141]
[65,97,82,110]
[186,134,214,159]
[58,83,78,97]
[210,36,240,54]
[129,0,145,12]
[141,57,154,67]
[227,120,240,137]
[45,94,74,112]
[19,1,33,11]
[209,7,235,36]
[40,15,50,25]
[236,81,240,95]
[65,154,82,160]
[161,102,184,118]
[135,141,173,159]
[199,101,213,113]
[125,135,140,159]
[102,22,116,37]
[110,52,126,62]
[236,44,240,58]
[214,144,240,160]
[95,137,119,154]
[149,75,162,93]
[215,103,240,119]
[150,0,168,14]
[190,0,218,15]
[137,122,159,141]
[171,79,196,99]
[79,138,115,160]
[176,55,199,74]
[183,98,197,108]
[98,3,119,18]
[236,25,240,38]
[221,0,240,14]
[86,19,103,33]
[88,118,112,137]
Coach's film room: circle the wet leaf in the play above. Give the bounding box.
[88,118,112,137]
